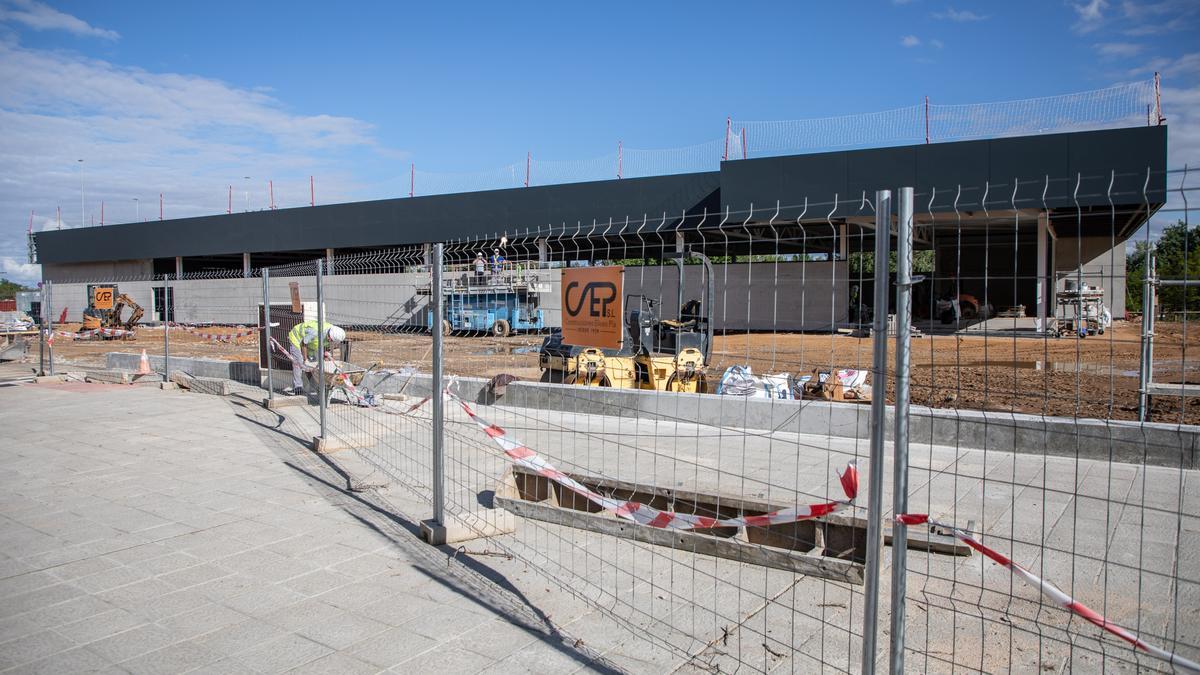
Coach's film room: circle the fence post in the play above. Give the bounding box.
[889,187,914,673]
[38,283,46,376]
[162,273,170,383]
[45,280,53,376]
[431,243,445,526]
[861,188,891,675]
[1138,254,1156,422]
[263,268,273,402]
[316,259,327,440]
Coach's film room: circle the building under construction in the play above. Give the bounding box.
[30,126,1168,331]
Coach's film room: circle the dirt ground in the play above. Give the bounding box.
[38,321,1199,424]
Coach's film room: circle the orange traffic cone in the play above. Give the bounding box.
[137,349,153,375]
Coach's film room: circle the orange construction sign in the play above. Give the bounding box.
[92,286,115,310]
[561,266,623,349]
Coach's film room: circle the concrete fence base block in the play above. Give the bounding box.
[265,395,307,410]
[86,370,132,385]
[159,381,178,390]
[311,432,377,454]
[420,511,517,546]
[34,374,67,384]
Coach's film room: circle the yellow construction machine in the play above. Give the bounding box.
[81,284,142,337]
[541,252,714,393]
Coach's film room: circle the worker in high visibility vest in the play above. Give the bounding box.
[284,319,346,395]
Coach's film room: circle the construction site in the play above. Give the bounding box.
[30,319,1199,424]
[3,82,1199,674]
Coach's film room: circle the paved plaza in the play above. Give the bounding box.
[0,364,625,674]
[1,360,1196,673]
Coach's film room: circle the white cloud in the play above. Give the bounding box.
[1072,0,1108,33]
[901,35,921,47]
[0,0,118,40]
[0,37,398,279]
[0,256,39,285]
[930,38,945,49]
[1095,42,1143,58]
[931,7,989,21]
[1118,0,1196,34]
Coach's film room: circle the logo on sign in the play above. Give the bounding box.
[93,287,114,310]
[563,280,618,319]
[560,266,623,350]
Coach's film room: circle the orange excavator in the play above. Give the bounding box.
[82,285,142,338]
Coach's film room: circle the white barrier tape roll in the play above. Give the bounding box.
[446,382,859,531]
[895,514,1200,673]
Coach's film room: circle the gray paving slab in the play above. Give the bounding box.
[0,374,623,675]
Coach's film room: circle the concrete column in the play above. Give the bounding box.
[174,256,183,277]
[537,238,548,263]
[674,231,684,253]
[242,252,251,278]
[839,223,849,260]
[325,248,334,275]
[1036,212,1048,331]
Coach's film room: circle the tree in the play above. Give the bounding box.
[847,250,935,275]
[1126,220,1200,317]
[0,278,31,300]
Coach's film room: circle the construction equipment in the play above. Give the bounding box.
[421,263,547,336]
[542,251,714,393]
[1056,281,1110,337]
[81,284,142,337]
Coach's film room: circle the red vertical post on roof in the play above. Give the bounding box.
[227,185,232,214]
[723,116,731,161]
[159,193,163,221]
[741,128,747,159]
[310,176,315,206]
[617,141,623,179]
[57,206,61,230]
[924,96,930,144]
[269,180,275,209]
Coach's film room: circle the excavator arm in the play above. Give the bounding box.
[112,294,143,330]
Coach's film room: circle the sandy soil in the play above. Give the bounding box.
[39,321,1199,424]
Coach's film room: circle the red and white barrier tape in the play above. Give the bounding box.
[895,514,1200,673]
[448,383,858,530]
[167,322,259,342]
[46,327,136,343]
[268,336,309,369]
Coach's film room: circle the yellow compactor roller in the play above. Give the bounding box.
[540,252,713,394]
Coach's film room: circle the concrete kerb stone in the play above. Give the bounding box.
[169,372,230,396]
[104,349,1200,468]
[498,381,1199,469]
[85,369,133,385]
[107,352,260,384]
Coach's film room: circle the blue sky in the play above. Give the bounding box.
[1,0,1197,284]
